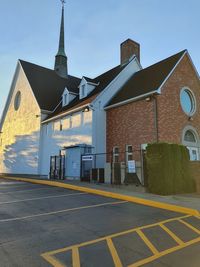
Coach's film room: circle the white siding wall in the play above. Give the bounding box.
[92,58,141,156]
[40,110,92,175]
[0,64,41,175]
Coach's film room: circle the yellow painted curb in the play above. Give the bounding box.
[1,176,200,216]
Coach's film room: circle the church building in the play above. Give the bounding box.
[0,3,199,182]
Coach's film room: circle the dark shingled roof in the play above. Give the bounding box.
[19,60,81,111]
[46,64,125,119]
[107,50,186,107]
[83,76,96,83]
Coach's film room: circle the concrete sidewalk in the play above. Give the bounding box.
[1,176,200,215]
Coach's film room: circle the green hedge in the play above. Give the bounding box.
[145,143,196,195]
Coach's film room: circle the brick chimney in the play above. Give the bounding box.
[120,39,140,65]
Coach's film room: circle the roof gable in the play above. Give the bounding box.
[106,50,186,108]
[19,60,81,111]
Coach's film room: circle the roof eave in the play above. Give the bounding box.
[105,90,159,110]
[42,103,90,124]
[185,51,200,81]
[156,50,187,94]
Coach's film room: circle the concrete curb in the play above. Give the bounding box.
[1,176,200,216]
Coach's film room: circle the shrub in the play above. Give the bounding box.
[145,143,196,195]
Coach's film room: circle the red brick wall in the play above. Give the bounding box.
[156,54,200,142]
[106,99,156,161]
[106,54,200,159]
[121,39,140,65]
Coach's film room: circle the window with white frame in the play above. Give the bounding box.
[54,120,62,131]
[80,84,87,99]
[126,145,133,162]
[62,91,69,106]
[183,130,199,161]
[83,110,92,124]
[113,146,119,162]
[62,117,70,130]
[188,147,199,161]
[71,113,81,128]
[180,88,196,116]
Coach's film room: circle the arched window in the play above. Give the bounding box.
[182,128,199,161]
[184,130,196,143]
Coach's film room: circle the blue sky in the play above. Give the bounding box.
[0,0,199,117]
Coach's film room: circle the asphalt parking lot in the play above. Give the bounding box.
[0,178,200,267]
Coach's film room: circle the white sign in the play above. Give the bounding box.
[82,155,93,161]
[128,160,136,173]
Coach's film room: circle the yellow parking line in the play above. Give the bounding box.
[72,247,80,267]
[128,236,200,267]
[179,219,200,234]
[41,253,65,267]
[2,176,200,216]
[41,215,200,267]
[41,215,190,258]
[136,229,159,255]
[107,238,123,267]
[159,224,184,245]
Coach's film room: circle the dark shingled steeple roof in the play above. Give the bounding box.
[19,60,80,111]
[107,50,187,107]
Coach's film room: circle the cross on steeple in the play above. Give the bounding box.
[54,0,68,78]
[61,0,66,8]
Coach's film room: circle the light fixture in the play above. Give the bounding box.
[145,97,151,102]
[82,106,90,112]
[188,116,193,121]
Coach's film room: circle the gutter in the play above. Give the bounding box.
[152,94,159,142]
[42,103,90,124]
[105,50,187,111]
[105,90,159,110]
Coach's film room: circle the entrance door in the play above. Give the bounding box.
[50,155,65,179]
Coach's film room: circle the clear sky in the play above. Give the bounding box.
[0,0,199,117]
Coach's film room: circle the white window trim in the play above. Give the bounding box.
[126,145,133,162]
[180,87,196,116]
[63,92,69,106]
[80,84,87,99]
[182,126,200,161]
[113,146,119,163]
[187,147,199,161]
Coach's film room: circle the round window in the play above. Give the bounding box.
[180,88,196,116]
[14,91,21,111]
